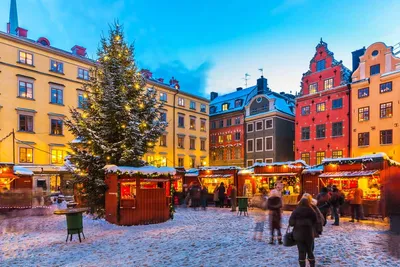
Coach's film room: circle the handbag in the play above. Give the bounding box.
[283,226,296,247]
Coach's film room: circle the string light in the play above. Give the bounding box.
[125,105,130,111]
[115,35,121,41]
[139,103,144,109]
[87,140,92,144]
[121,124,126,129]
[134,84,140,89]
[106,156,111,160]
[82,113,88,119]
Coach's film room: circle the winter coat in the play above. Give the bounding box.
[289,206,317,243]
[317,192,331,212]
[227,186,232,197]
[349,188,363,205]
[200,188,208,206]
[330,191,344,207]
[218,185,226,198]
[310,204,324,237]
[190,186,201,201]
[213,190,219,201]
[267,196,282,230]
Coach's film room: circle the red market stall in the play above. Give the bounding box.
[104,165,176,226]
[198,166,240,193]
[301,165,324,198]
[321,153,400,218]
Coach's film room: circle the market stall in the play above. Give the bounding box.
[104,165,176,226]
[301,165,324,198]
[321,153,400,218]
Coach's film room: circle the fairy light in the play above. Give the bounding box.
[106,156,111,160]
[83,93,88,98]
[125,105,130,111]
[87,140,92,144]
[134,83,140,89]
[121,124,126,129]
[82,113,88,119]
[115,35,121,41]
[139,103,144,109]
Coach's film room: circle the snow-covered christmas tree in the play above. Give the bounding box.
[65,23,167,215]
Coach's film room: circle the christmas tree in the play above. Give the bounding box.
[65,23,167,215]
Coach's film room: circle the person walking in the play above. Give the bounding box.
[267,189,283,245]
[227,184,232,208]
[230,185,237,212]
[253,209,267,241]
[317,187,331,226]
[213,185,219,207]
[302,193,323,237]
[218,182,226,208]
[349,184,364,222]
[190,183,201,210]
[289,198,317,267]
[200,185,208,210]
[330,185,344,226]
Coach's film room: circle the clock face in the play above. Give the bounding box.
[256,97,262,103]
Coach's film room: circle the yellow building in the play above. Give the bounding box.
[144,77,209,169]
[351,42,400,160]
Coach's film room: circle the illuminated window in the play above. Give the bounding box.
[190,157,195,168]
[316,124,326,139]
[178,97,185,107]
[51,149,64,164]
[19,147,33,163]
[178,136,184,148]
[190,138,196,150]
[147,155,154,164]
[78,68,89,80]
[234,147,241,159]
[332,150,343,159]
[218,136,223,144]
[324,78,333,90]
[247,160,254,167]
[358,132,369,146]
[380,102,393,118]
[301,153,310,165]
[200,139,206,151]
[222,103,229,111]
[159,135,167,146]
[309,83,318,94]
[200,119,206,131]
[358,107,369,122]
[316,151,325,165]
[316,102,326,112]
[78,91,87,109]
[178,158,184,167]
[18,81,33,99]
[51,88,63,105]
[358,88,369,98]
[160,156,167,167]
[50,59,64,73]
[265,158,273,163]
[226,134,232,142]
[380,130,393,145]
[190,116,196,129]
[226,148,232,160]
[50,119,63,135]
[19,51,33,65]
[301,106,310,115]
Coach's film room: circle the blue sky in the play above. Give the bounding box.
[1,0,399,98]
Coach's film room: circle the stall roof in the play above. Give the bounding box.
[14,166,34,176]
[322,152,400,166]
[302,165,324,174]
[198,174,233,178]
[238,168,254,175]
[185,168,199,177]
[253,173,298,177]
[319,170,379,178]
[253,160,309,168]
[104,165,176,175]
[198,166,241,171]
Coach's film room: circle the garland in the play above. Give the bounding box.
[169,175,175,220]
[109,170,171,179]
[116,181,121,224]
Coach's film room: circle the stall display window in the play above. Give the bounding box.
[202,177,233,193]
[327,176,380,200]
[140,181,162,189]
[0,178,11,191]
[121,182,137,200]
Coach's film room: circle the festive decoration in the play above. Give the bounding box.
[64,23,167,216]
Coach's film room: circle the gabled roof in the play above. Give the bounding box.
[209,86,256,116]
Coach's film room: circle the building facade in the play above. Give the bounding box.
[295,40,351,165]
[142,74,209,169]
[351,42,400,160]
[245,76,295,166]
[209,88,250,167]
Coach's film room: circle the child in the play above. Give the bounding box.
[253,210,267,241]
[267,189,283,245]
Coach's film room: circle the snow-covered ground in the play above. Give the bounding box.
[1,207,399,267]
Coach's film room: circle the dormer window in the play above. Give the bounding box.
[210,106,216,114]
[234,99,242,108]
[316,59,326,71]
[222,103,229,111]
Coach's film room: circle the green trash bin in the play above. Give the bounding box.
[237,197,248,216]
[54,208,87,242]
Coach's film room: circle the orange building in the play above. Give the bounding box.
[351,42,400,160]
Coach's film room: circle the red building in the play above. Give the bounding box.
[295,39,351,165]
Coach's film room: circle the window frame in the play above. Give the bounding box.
[247,160,254,167]
[316,59,326,71]
[200,104,206,113]
[332,122,343,137]
[247,139,254,153]
[332,150,343,159]
[235,117,241,125]
[189,138,196,150]
[159,134,167,147]
[265,136,273,151]
[301,106,310,116]
[18,114,34,133]
[160,92,168,102]
[77,90,88,109]
[265,119,273,129]
[200,119,206,132]
[190,101,196,110]
[380,82,392,94]
[301,126,310,140]
[380,130,393,145]
[222,103,229,111]
[189,116,196,130]
[51,149,64,165]
[301,153,310,165]
[50,87,64,105]
[358,106,370,122]
[18,50,34,66]
[50,119,64,136]
[358,132,370,147]
[18,80,34,99]
[200,139,206,151]
[218,135,224,144]
[19,147,33,163]
[316,102,326,112]
[380,102,393,119]
[316,124,326,139]
[324,77,334,90]
[358,87,369,98]
[247,123,254,133]
[309,83,318,94]
[177,136,185,149]
[332,98,343,109]
[77,68,89,80]
[370,64,380,76]
[178,97,185,107]
[316,151,325,165]
[226,118,232,127]
[255,137,263,152]
[178,114,185,128]
[235,132,241,141]
[255,121,263,131]
[50,59,64,74]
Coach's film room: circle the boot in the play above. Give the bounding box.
[308,258,315,267]
[277,236,283,245]
[268,237,274,244]
[299,260,306,267]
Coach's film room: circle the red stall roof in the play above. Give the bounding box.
[319,170,379,178]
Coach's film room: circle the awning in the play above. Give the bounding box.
[253,173,298,177]
[319,170,379,178]
[199,174,233,178]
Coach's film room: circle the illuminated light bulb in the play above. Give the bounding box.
[125,105,130,111]
[134,84,140,89]
[106,156,111,160]
[115,35,121,41]
[83,93,88,98]
[147,142,153,147]
[139,103,144,109]
[82,113,88,119]
[121,124,126,129]
[104,56,109,61]
[88,140,92,144]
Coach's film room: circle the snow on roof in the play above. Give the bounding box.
[104,165,176,175]
[302,165,324,174]
[70,138,82,144]
[210,86,256,116]
[319,170,379,178]
[322,153,400,166]
[13,166,34,176]
[253,160,308,168]
[238,168,254,175]
[185,168,199,177]
[198,166,242,171]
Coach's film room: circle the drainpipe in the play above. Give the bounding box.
[172,90,179,167]
[347,83,351,157]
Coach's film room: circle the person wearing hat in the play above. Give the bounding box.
[267,189,283,244]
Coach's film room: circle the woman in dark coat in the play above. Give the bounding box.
[218,182,226,208]
[200,186,208,210]
[289,198,317,267]
[267,189,283,245]
[317,187,331,226]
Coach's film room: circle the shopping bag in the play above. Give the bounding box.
[283,226,296,247]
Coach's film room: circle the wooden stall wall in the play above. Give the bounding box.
[105,174,118,225]
[302,173,320,197]
[384,162,400,219]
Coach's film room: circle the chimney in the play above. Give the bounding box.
[8,0,18,35]
[352,47,366,72]
[71,45,87,57]
[257,76,268,95]
[210,92,218,101]
[169,77,180,89]
[16,27,27,37]
[140,69,153,79]
[236,87,243,91]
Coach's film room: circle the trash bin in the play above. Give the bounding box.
[237,197,249,216]
[54,207,88,242]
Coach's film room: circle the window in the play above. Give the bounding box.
[358,132,370,146]
[200,139,206,151]
[247,123,254,132]
[190,117,196,130]
[210,106,216,114]
[380,82,392,93]
[189,157,196,168]
[256,121,263,131]
[332,98,343,109]
[358,107,369,122]
[18,81,33,99]
[309,83,318,94]
[256,138,263,152]
[235,99,242,108]
[316,124,326,139]
[226,148,232,160]
[235,117,241,125]
[358,88,369,98]
[219,120,224,128]
[178,97,185,107]
[159,135,167,147]
[190,138,196,150]
[332,150,343,159]
[160,92,167,102]
[380,130,393,145]
[19,147,33,163]
[332,122,343,137]
[51,88,63,105]
[217,150,223,160]
[234,147,241,159]
[265,119,273,129]
[265,158,273,163]
[178,115,185,128]
[301,106,310,115]
[190,101,196,110]
[316,59,326,71]
[19,115,33,132]
[78,68,89,80]
[50,60,64,73]
[226,118,232,127]
[324,78,333,90]
[218,136,223,144]
[247,139,254,152]
[147,155,154,164]
[200,104,206,113]
[265,136,273,151]
[78,91,87,109]
[370,64,380,76]
[211,121,216,129]
[211,136,216,144]
[178,158,184,167]
[51,149,64,164]
[247,160,254,167]
[316,152,325,165]
[301,153,310,165]
[316,102,326,112]
[222,103,229,111]
[226,134,232,142]
[200,119,206,131]
[51,119,63,135]
[19,51,33,65]
[301,127,310,140]
[160,156,167,167]
[160,112,167,122]
[380,102,393,118]
[255,159,263,163]
[235,132,240,141]
[178,136,184,148]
